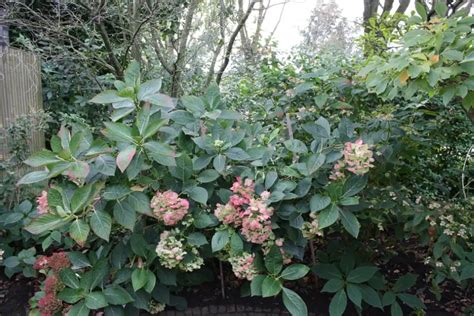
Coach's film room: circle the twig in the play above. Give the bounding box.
[219,260,226,299]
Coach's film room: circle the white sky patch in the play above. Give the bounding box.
[260,0,415,51]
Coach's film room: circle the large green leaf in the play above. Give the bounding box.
[103,122,136,143]
[310,194,331,212]
[339,209,360,238]
[85,291,108,310]
[318,204,340,229]
[71,185,93,213]
[24,150,60,167]
[59,268,80,289]
[186,186,208,205]
[329,289,347,316]
[25,214,67,235]
[104,286,134,305]
[282,288,308,316]
[69,219,90,246]
[90,209,112,241]
[261,276,282,297]
[131,268,148,291]
[90,90,129,104]
[144,141,176,166]
[67,302,90,316]
[116,145,136,173]
[211,230,229,252]
[17,170,49,185]
[138,79,162,101]
[280,264,310,281]
[113,200,136,230]
[265,246,283,275]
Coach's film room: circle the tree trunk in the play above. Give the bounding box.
[170,0,199,97]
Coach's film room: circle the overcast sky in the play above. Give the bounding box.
[260,0,413,51]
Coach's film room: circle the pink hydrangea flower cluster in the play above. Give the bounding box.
[302,212,324,239]
[150,191,189,226]
[155,229,204,271]
[33,252,70,273]
[36,190,49,215]
[38,293,62,316]
[155,230,186,269]
[214,177,274,244]
[330,139,374,180]
[228,252,258,280]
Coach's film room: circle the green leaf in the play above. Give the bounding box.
[310,194,331,212]
[3,256,20,268]
[187,186,208,205]
[71,185,93,213]
[393,273,417,292]
[17,170,49,185]
[68,302,90,316]
[282,287,308,316]
[85,291,108,310]
[250,275,266,296]
[339,209,360,238]
[347,266,378,283]
[360,285,383,309]
[132,268,148,291]
[138,79,162,101]
[90,90,129,104]
[284,139,308,154]
[104,286,134,305]
[144,270,156,293]
[343,176,367,197]
[460,264,474,281]
[95,154,116,176]
[59,268,80,289]
[383,291,396,306]
[329,289,347,316]
[415,1,427,20]
[143,141,176,167]
[280,264,310,280]
[124,60,140,86]
[103,185,131,200]
[57,288,83,304]
[261,276,282,297]
[69,219,90,246]
[90,210,112,241]
[68,252,91,268]
[24,150,60,167]
[265,171,278,189]
[313,264,342,280]
[113,200,136,230]
[265,246,283,275]
[116,145,136,173]
[187,232,208,246]
[346,284,362,308]
[442,49,463,61]
[181,95,205,117]
[225,147,250,161]
[319,204,340,229]
[197,169,220,183]
[397,293,425,309]
[321,279,344,293]
[103,122,136,143]
[230,232,243,252]
[434,0,448,16]
[127,192,152,215]
[211,230,230,252]
[391,301,403,316]
[213,154,226,173]
[25,214,66,235]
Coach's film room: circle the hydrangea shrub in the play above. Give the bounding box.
[19,62,386,316]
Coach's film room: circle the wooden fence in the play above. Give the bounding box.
[0,47,44,164]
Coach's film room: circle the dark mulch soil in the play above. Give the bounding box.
[1,248,472,316]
